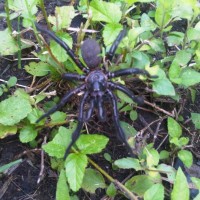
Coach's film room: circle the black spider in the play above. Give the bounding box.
[35,23,156,159]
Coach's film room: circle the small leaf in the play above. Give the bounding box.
[19,125,37,143]
[56,169,70,200]
[76,134,109,154]
[145,148,160,167]
[0,124,17,139]
[50,111,67,123]
[167,32,184,46]
[157,164,176,182]
[0,28,19,55]
[130,110,138,121]
[178,150,193,168]
[174,50,192,67]
[170,137,189,148]
[120,121,137,138]
[191,113,200,129]
[148,38,165,53]
[106,183,117,197]
[65,153,88,192]
[114,157,142,170]
[27,108,44,124]
[25,62,50,76]
[89,0,122,23]
[0,159,23,173]
[7,76,17,87]
[141,13,157,31]
[159,150,170,160]
[0,96,32,125]
[171,168,189,200]
[81,168,106,193]
[48,6,75,30]
[144,184,164,200]
[180,69,200,87]
[191,177,200,190]
[167,117,182,138]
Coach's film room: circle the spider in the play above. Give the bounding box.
[35,23,156,159]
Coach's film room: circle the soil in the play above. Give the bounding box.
[0,1,200,200]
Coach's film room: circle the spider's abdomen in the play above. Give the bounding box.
[86,70,107,95]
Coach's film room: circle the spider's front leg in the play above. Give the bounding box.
[36,84,85,123]
[107,89,136,157]
[64,91,89,159]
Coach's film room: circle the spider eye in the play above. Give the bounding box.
[81,39,102,69]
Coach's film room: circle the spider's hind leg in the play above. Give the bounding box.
[107,89,136,157]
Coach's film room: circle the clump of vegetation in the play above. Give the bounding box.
[0,0,200,199]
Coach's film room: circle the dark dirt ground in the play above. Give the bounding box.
[0,1,200,200]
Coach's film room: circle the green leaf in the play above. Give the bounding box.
[89,0,122,23]
[159,150,170,160]
[157,164,176,182]
[153,78,175,96]
[148,38,165,53]
[56,169,70,200]
[0,159,23,173]
[130,110,138,121]
[7,76,17,87]
[125,0,155,5]
[144,148,160,167]
[191,177,200,190]
[125,175,155,196]
[43,126,73,158]
[0,124,17,139]
[120,121,137,138]
[76,134,109,154]
[65,153,88,192]
[141,13,157,31]
[25,62,50,76]
[187,28,200,41]
[0,96,32,125]
[155,0,172,28]
[174,50,192,67]
[103,23,123,47]
[178,150,193,168]
[180,69,200,87]
[19,125,37,143]
[106,183,117,197]
[0,28,19,55]
[50,111,67,123]
[48,6,75,30]
[167,32,184,46]
[114,158,142,170]
[50,32,73,63]
[81,168,106,193]
[171,168,189,200]
[27,108,44,124]
[191,113,200,129]
[170,137,189,148]
[144,184,164,200]
[117,90,134,104]
[167,117,182,138]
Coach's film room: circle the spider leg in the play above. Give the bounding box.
[62,73,86,81]
[84,97,95,121]
[36,84,85,123]
[106,29,127,61]
[107,89,136,157]
[96,95,106,121]
[64,91,89,159]
[108,68,157,79]
[35,23,89,73]
[108,81,143,105]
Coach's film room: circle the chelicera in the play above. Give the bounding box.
[35,23,156,159]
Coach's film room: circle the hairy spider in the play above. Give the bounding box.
[35,23,155,159]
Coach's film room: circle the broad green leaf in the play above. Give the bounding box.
[159,150,170,160]
[171,168,189,200]
[155,0,173,28]
[141,13,157,31]
[167,117,182,138]
[117,90,134,104]
[148,38,165,53]
[106,183,117,197]
[120,121,137,138]
[50,111,67,123]
[114,157,142,170]
[144,148,159,167]
[103,23,123,47]
[144,184,164,200]
[167,32,184,46]
[81,168,106,193]
[0,28,19,55]
[153,78,175,96]
[65,153,88,192]
[56,169,70,200]
[48,6,75,30]
[169,62,182,84]
[174,50,192,67]
[50,32,73,62]
[42,126,73,158]
[0,124,17,139]
[27,108,44,124]
[170,137,189,148]
[180,69,200,87]
[125,175,155,196]
[191,113,200,129]
[19,125,37,143]
[125,0,155,5]
[89,0,122,23]
[178,150,193,168]
[0,96,32,125]
[130,110,138,121]
[0,159,23,173]
[157,164,176,182]
[191,177,200,190]
[25,62,50,76]
[187,28,200,41]
[76,134,109,154]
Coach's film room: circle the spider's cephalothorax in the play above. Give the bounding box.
[35,23,156,159]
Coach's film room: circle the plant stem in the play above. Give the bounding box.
[17,16,22,69]
[5,0,12,32]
